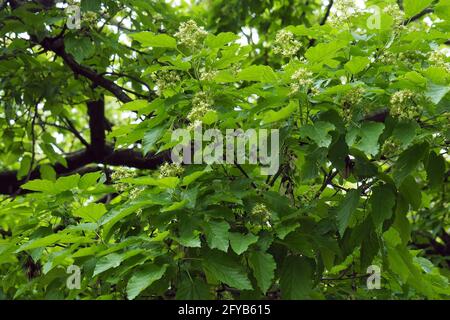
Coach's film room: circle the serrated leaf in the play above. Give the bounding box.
[248,251,276,293]
[93,253,123,276]
[78,171,102,189]
[176,278,212,300]
[130,32,177,48]
[73,203,107,223]
[237,65,277,83]
[345,56,370,74]
[336,189,360,236]
[355,122,385,156]
[202,250,252,290]
[393,142,429,187]
[299,121,335,147]
[370,184,396,227]
[205,32,238,48]
[280,256,314,299]
[21,179,55,193]
[403,0,433,18]
[127,263,167,300]
[260,100,297,124]
[205,220,230,252]
[426,151,446,189]
[229,232,258,255]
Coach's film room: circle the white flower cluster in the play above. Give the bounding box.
[111,167,135,193]
[187,91,214,122]
[174,20,208,48]
[381,137,401,158]
[429,51,450,71]
[383,3,405,26]
[251,203,271,223]
[342,87,365,106]
[151,70,181,96]
[159,162,184,178]
[390,90,420,120]
[378,51,397,65]
[199,69,218,82]
[329,0,359,26]
[273,30,302,57]
[290,67,314,94]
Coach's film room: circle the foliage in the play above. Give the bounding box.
[0,0,449,300]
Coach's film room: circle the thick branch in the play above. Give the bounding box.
[38,36,133,103]
[0,146,171,195]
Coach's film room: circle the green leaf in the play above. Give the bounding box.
[143,125,166,155]
[55,174,80,192]
[176,278,212,300]
[336,189,360,236]
[21,179,55,193]
[354,122,385,156]
[328,135,349,174]
[127,263,168,300]
[425,83,450,105]
[403,0,433,18]
[17,155,31,179]
[248,251,276,293]
[120,176,179,189]
[237,65,277,83]
[120,100,150,111]
[205,220,230,252]
[299,121,335,147]
[305,40,346,65]
[202,250,252,290]
[79,171,102,189]
[205,32,238,48]
[260,100,297,124]
[130,32,177,48]
[399,176,422,210]
[93,253,123,276]
[345,56,370,74]
[64,36,95,63]
[393,142,429,187]
[280,256,314,299]
[426,151,446,189]
[73,203,107,223]
[229,232,258,255]
[370,184,396,227]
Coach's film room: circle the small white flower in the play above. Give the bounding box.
[174,20,208,48]
[273,30,301,57]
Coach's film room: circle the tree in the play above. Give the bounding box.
[0,0,449,300]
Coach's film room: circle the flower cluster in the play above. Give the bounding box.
[159,162,184,178]
[290,67,314,95]
[111,167,135,192]
[383,4,405,26]
[129,187,144,201]
[187,91,214,122]
[174,20,208,48]
[329,0,359,26]
[83,11,98,24]
[381,137,401,158]
[342,87,365,106]
[334,0,356,12]
[378,51,397,65]
[390,90,420,120]
[273,30,301,57]
[251,203,271,224]
[199,69,218,82]
[429,51,450,71]
[151,70,181,96]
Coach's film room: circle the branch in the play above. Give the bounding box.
[0,147,171,195]
[38,36,133,103]
[320,0,334,26]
